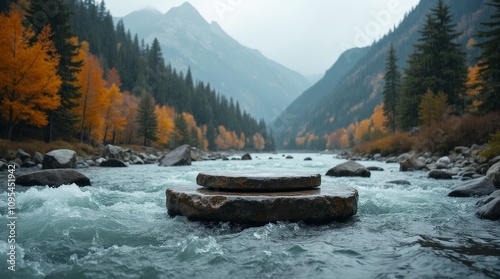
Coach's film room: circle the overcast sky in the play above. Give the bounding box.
[102,0,420,76]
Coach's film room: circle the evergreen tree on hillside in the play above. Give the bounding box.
[476,0,500,112]
[136,93,158,146]
[399,0,467,129]
[381,45,401,133]
[27,0,83,142]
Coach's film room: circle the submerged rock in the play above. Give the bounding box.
[325,160,371,178]
[159,145,191,167]
[16,169,91,187]
[387,180,411,186]
[166,187,358,224]
[367,166,384,171]
[304,157,312,161]
[42,149,77,169]
[99,159,128,167]
[428,170,453,180]
[448,177,497,197]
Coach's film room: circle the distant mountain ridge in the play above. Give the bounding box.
[116,3,311,121]
[273,0,493,148]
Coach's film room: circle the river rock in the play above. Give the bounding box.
[286,155,293,159]
[42,149,77,169]
[387,180,411,185]
[400,154,426,172]
[16,169,91,187]
[16,149,31,161]
[166,186,358,224]
[103,144,129,161]
[367,166,384,171]
[241,153,252,160]
[0,161,7,170]
[476,190,500,207]
[130,155,144,165]
[99,159,128,167]
[428,170,453,180]
[437,156,451,165]
[304,157,312,161]
[476,196,500,220]
[486,162,500,188]
[159,145,191,166]
[197,172,321,191]
[33,152,44,164]
[448,177,497,197]
[326,160,371,177]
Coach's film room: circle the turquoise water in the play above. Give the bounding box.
[1,153,499,278]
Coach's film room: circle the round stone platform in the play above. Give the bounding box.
[196,171,321,191]
[166,186,358,224]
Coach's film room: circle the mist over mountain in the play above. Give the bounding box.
[273,0,492,148]
[117,3,310,121]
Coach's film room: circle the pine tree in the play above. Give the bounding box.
[174,114,189,147]
[136,93,158,146]
[27,0,83,142]
[399,0,467,129]
[476,0,500,112]
[381,45,401,133]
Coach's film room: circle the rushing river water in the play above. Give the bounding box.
[1,153,499,278]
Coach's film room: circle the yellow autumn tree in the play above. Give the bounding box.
[0,10,61,140]
[155,105,175,145]
[419,90,450,127]
[253,132,265,151]
[102,84,127,144]
[73,40,109,143]
[117,91,139,144]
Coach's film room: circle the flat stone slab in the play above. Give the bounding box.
[196,171,321,191]
[166,186,358,224]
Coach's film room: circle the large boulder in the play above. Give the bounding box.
[428,169,453,180]
[399,154,426,172]
[448,177,497,197]
[326,160,371,177]
[159,145,191,167]
[99,159,128,167]
[42,149,77,169]
[103,144,129,161]
[486,162,500,188]
[476,196,500,220]
[16,169,90,187]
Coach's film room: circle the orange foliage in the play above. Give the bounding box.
[326,104,387,150]
[253,132,265,151]
[155,105,175,145]
[0,10,61,139]
[295,133,318,149]
[215,126,245,150]
[106,68,122,89]
[102,84,127,143]
[73,41,109,143]
[353,132,414,156]
[181,112,208,150]
[117,91,139,144]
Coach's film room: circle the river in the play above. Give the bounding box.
[1,153,499,278]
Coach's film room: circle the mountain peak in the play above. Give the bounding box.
[166,2,205,22]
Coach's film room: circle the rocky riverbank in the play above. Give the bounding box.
[334,144,500,221]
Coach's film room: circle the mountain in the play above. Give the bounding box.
[117,3,311,121]
[273,0,493,148]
